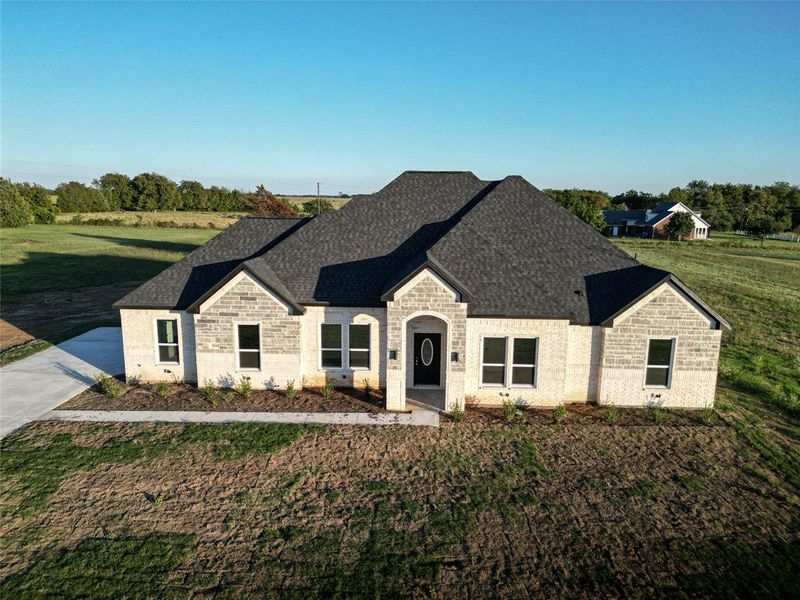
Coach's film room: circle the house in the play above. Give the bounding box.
[602,202,710,240]
[114,171,729,412]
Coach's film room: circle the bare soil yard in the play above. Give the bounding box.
[1,412,797,599]
[61,380,388,414]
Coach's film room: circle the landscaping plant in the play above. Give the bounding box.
[285,379,295,399]
[320,378,334,401]
[502,399,517,423]
[554,403,567,423]
[93,373,123,398]
[154,381,169,398]
[235,376,252,399]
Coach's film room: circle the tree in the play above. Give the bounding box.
[55,181,109,212]
[664,211,694,240]
[303,198,334,216]
[178,180,208,211]
[544,189,609,230]
[0,179,32,227]
[611,189,656,210]
[748,214,782,245]
[94,173,133,210]
[244,185,297,216]
[15,182,57,223]
[130,173,181,211]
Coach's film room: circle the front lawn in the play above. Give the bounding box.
[1,415,797,598]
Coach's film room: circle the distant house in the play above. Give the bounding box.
[115,172,728,412]
[603,202,710,240]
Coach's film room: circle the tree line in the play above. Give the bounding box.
[545,180,799,236]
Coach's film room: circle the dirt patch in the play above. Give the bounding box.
[1,416,797,599]
[60,380,388,413]
[0,281,141,351]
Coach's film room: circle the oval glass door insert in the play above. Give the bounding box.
[421,338,434,366]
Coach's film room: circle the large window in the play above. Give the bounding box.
[156,319,179,363]
[511,338,537,386]
[645,339,674,387]
[321,324,343,368]
[237,324,261,370]
[349,324,370,369]
[481,337,507,385]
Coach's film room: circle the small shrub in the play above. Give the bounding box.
[651,408,673,424]
[285,379,295,399]
[320,378,334,400]
[235,376,252,398]
[198,381,217,402]
[554,403,567,423]
[602,406,618,424]
[94,373,122,398]
[450,405,465,423]
[154,381,169,398]
[502,399,517,423]
[700,407,717,425]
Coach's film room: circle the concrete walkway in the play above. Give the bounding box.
[0,327,124,439]
[38,407,439,427]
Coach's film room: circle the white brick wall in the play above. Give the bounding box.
[119,309,197,383]
[464,318,571,407]
[299,306,385,389]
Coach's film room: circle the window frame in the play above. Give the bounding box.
[235,322,262,372]
[153,318,180,365]
[480,335,508,387]
[510,337,537,388]
[348,323,371,370]
[319,322,344,370]
[644,337,675,389]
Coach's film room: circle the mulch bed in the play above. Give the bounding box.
[60,379,388,414]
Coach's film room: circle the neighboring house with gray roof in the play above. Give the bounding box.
[115,171,728,412]
[602,201,710,240]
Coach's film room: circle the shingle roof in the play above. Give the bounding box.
[115,171,724,327]
[113,217,307,309]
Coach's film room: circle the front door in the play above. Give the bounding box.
[413,333,441,386]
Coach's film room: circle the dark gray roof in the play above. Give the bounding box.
[602,209,648,226]
[116,171,726,327]
[114,217,307,309]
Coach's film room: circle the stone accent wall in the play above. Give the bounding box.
[299,306,386,389]
[597,282,721,408]
[194,276,301,389]
[386,270,467,411]
[464,318,572,406]
[119,309,197,383]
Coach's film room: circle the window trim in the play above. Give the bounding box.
[510,337,538,388]
[480,335,508,387]
[153,318,180,365]
[644,337,675,389]
[348,323,371,371]
[235,322,262,372]
[319,322,343,370]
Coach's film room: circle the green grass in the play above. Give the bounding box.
[0,423,315,514]
[0,224,216,302]
[614,232,800,491]
[0,533,196,600]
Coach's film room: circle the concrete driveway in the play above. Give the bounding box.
[0,327,123,439]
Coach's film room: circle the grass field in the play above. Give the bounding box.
[0,225,216,358]
[0,228,798,597]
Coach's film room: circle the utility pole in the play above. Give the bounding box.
[316,181,320,216]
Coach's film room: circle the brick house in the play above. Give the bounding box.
[114,172,729,412]
[602,202,710,240]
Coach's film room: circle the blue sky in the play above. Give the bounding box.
[2,1,798,195]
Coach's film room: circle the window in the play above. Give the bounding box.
[321,324,342,368]
[349,324,370,368]
[237,324,261,370]
[156,319,179,363]
[645,339,674,387]
[481,337,507,385]
[511,338,537,386]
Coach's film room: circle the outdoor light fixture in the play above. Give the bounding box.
[389,350,397,360]
[451,352,458,362]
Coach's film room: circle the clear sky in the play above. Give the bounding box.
[2,1,798,195]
